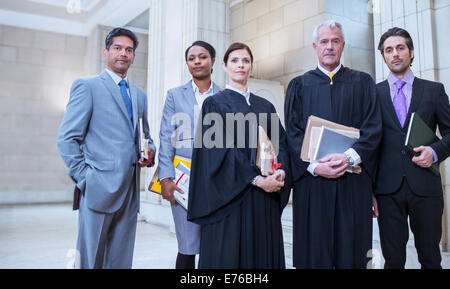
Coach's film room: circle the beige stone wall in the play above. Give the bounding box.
[0,25,86,202]
[373,0,442,82]
[0,25,148,203]
[230,0,375,90]
[434,0,450,252]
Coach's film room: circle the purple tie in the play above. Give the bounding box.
[393,80,407,127]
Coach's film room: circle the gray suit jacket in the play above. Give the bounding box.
[158,80,221,180]
[58,70,156,213]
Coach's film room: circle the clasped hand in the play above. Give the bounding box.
[255,169,286,193]
[313,153,349,179]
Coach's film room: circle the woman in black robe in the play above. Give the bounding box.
[187,42,291,269]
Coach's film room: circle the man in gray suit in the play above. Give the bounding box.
[57,28,155,269]
[159,41,221,269]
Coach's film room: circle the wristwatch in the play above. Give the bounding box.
[251,176,260,186]
[345,153,354,167]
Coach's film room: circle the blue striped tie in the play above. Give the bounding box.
[119,80,133,122]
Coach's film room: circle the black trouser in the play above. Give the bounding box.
[376,178,443,269]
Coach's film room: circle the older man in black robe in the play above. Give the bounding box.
[285,20,382,269]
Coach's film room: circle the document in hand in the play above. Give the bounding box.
[301,115,360,161]
[313,126,358,161]
[173,162,190,209]
[301,115,361,174]
[405,112,441,176]
[148,155,191,194]
[138,117,149,161]
[255,125,281,176]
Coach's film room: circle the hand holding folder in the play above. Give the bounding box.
[138,117,154,167]
[148,155,191,193]
[301,115,361,174]
[405,113,441,176]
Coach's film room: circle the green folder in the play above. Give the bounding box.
[404,112,441,176]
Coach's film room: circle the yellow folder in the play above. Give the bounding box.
[148,155,191,194]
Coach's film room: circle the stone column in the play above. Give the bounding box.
[181,0,229,87]
[141,0,167,211]
[372,0,450,253]
[140,0,229,227]
[373,0,438,82]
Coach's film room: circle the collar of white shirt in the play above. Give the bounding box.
[317,63,342,76]
[191,80,214,95]
[105,69,129,87]
[226,84,251,106]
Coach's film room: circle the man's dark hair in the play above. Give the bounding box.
[105,27,139,52]
[185,40,216,61]
[378,27,414,64]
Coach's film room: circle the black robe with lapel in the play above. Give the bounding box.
[187,89,291,269]
[284,66,382,268]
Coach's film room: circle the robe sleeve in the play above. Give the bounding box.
[187,97,259,222]
[284,77,309,183]
[269,103,292,209]
[351,74,382,181]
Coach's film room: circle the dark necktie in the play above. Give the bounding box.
[393,79,407,127]
[119,79,133,122]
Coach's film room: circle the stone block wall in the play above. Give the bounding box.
[0,25,87,203]
[0,24,149,204]
[230,0,375,90]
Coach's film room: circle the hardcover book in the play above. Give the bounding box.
[405,112,440,176]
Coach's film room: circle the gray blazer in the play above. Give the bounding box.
[158,80,221,180]
[57,70,156,214]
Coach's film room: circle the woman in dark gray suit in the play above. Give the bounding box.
[158,41,221,269]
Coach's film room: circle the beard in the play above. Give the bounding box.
[389,59,410,74]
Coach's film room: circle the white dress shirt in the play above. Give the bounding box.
[192,80,215,109]
[192,80,218,138]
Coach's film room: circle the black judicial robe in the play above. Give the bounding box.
[284,66,382,269]
[187,89,291,269]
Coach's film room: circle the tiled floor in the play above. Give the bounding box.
[1,203,449,269]
[0,203,178,269]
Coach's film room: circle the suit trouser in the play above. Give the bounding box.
[76,180,138,269]
[376,177,443,269]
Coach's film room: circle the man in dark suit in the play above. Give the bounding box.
[375,27,450,269]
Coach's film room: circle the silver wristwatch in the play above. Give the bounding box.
[251,176,260,186]
[345,153,354,167]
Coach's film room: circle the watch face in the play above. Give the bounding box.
[346,155,353,166]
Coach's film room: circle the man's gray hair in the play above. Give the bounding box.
[313,20,345,44]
